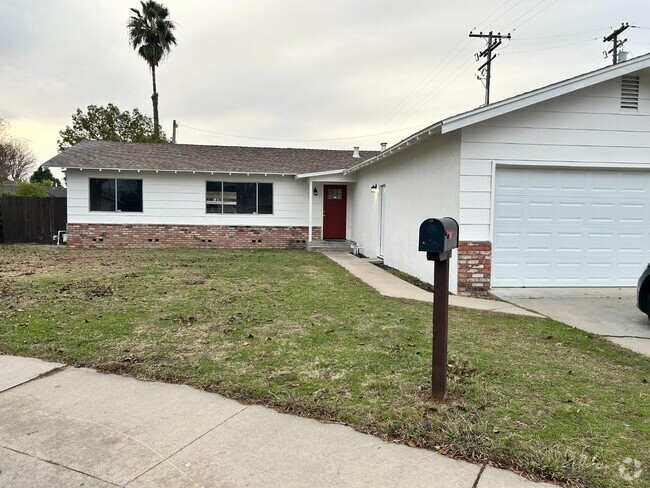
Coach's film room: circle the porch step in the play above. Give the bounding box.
[306,239,355,252]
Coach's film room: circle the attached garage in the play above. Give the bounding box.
[493,167,650,287]
[343,53,650,295]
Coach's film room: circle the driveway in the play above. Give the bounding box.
[492,288,650,356]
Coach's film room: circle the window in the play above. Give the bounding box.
[327,188,343,200]
[206,182,273,214]
[90,178,143,212]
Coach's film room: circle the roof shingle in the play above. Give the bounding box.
[43,140,378,175]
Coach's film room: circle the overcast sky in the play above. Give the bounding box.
[1,0,649,179]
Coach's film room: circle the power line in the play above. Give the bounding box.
[178,122,431,143]
[472,0,513,30]
[505,0,561,33]
[500,37,600,55]
[380,1,528,131]
[370,0,526,134]
[368,38,471,133]
[387,57,476,130]
[516,27,610,41]
[486,0,525,30]
[502,0,549,31]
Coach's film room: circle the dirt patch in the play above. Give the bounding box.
[86,285,114,299]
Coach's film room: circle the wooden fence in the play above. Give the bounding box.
[0,195,67,244]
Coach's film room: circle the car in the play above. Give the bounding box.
[637,264,650,320]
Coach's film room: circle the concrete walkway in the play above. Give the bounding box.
[0,355,556,487]
[324,252,543,318]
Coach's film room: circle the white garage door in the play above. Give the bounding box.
[493,167,650,287]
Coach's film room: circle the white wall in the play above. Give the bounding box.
[460,70,650,241]
[67,170,323,227]
[350,132,461,291]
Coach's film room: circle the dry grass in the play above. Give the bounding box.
[1,245,649,487]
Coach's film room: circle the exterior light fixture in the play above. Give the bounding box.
[313,187,319,196]
[370,184,378,193]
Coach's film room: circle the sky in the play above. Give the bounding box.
[1,0,650,182]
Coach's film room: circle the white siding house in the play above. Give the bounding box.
[46,142,375,249]
[348,132,461,291]
[46,52,650,295]
[345,53,650,294]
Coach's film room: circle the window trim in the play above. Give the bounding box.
[88,177,144,213]
[205,180,274,215]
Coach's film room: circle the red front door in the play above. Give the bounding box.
[323,185,347,239]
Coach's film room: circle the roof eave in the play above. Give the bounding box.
[63,167,298,177]
[295,168,347,179]
[343,122,443,174]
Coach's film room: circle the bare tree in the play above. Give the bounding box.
[0,119,36,182]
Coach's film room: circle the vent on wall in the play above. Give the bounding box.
[621,75,640,110]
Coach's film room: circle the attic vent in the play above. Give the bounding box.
[621,75,640,110]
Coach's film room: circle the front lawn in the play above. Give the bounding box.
[0,246,648,487]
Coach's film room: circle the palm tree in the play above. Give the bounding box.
[127,1,176,140]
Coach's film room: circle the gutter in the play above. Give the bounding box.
[59,167,299,177]
[344,122,443,174]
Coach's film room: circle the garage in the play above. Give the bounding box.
[492,167,650,287]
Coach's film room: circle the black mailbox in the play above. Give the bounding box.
[419,217,459,261]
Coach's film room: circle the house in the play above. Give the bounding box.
[344,52,650,295]
[43,141,378,249]
[44,52,650,296]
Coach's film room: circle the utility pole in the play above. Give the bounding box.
[603,23,630,65]
[172,120,178,144]
[469,31,511,106]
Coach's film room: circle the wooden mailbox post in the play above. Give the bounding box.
[418,217,459,401]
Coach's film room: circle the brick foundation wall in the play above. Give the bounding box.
[457,241,492,297]
[66,223,322,249]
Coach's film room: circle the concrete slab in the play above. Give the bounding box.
[477,466,557,488]
[324,252,543,317]
[492,288,650,356]
[129,404,480,488]
[0,355,64,393]
[449,296,542,317]
[0,446,113,488]
[325,250,434,301]
[608,336,650,356]
[0,362,558,488]
[0,367,245,486]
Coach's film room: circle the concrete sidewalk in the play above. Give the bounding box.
[0,355,556,487]
[324,252,542,318]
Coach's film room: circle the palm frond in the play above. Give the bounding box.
[127,0,176,68]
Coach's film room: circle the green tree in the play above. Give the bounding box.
[57,104,168,151]
[127,1,177,140]
[30,166,61,187]
[12,180,49,197]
